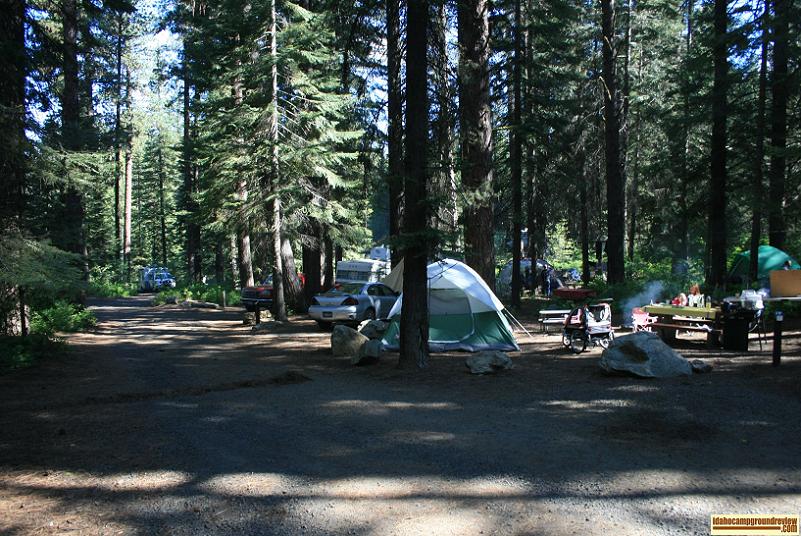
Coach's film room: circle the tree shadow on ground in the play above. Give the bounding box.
[1,296,799,535]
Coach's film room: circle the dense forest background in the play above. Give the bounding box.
[1,0,799,361]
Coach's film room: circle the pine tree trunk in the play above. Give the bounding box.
[114,14,123,262]
[768,0,788,249]
[215,237,225,285]
[230,233,240,288]
[323,234,334,290]
[124,145,133,277]
[386,0,404,266]
[233,60,255,288]
[458,0,495,289]
[523,0,536,265]
[158,143,167,265]
[271,198,286,320]
[509,0,523,307]
[281,236,305,313]
[236,227,253,289]
[398,0,430,370]
[627,81,642,262]
[621,0,633,257]
[527,159,545,262]
[268,0,287,322]
[182,46,201,282]
[302,226,323,304]
[601,0,625,284]
[750,0,769,282]
[0,0,26,335]
[676,0,693,263]
[61,0,88,282]
[431,0,456,252]
[79,12,97,148]
[61,0,78,137]
[236,198,254,287]
[580,164,591,285]
[708,0,728,287]
[0,0,24,225]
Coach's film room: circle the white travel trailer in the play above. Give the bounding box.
[335,259,390,284]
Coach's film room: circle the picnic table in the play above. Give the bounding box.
[553,288,596,300]
[538,309,570,333]
[643,304,721,345]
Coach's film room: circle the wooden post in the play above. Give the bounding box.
[772,311,783,366]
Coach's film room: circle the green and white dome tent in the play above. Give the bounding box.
[381,259,520,353]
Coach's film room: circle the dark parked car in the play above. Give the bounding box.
[241,276,273,312]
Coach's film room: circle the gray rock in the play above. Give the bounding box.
[352,339,383,366]
[251,321,283,332]
[691,359,713,373]
[599,332,692,378]
[465,351,514,375]
[179,299,221,310]
[358,320,389,340]
[331,325,369,357]
[152,295,178,306]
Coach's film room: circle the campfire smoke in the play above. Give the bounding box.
[622,281,665,327]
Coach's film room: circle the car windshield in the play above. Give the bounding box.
[327,283,363,295]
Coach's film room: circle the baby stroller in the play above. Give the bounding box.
[562,302,615,354]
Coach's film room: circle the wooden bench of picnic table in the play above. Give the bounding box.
[538,309,570,333]
[650,322,717,333]
[650,322,721,345]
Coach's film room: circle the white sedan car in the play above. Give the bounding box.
[308,282,398,328]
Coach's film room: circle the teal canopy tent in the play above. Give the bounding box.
[729,245,800,281]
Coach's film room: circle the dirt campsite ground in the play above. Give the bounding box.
[1,295,800,535]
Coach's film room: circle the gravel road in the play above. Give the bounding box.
[1,295,799,535]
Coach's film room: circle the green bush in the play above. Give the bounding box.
[0,334,64,373]
[86,265,139,298]
[88,280,138,298]
[151,288,185,306]
[30,300,97,337]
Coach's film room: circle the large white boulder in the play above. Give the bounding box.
[599,331,692,378]
[358,319,389,340]
[465,351,514,375]
[352,339,383,365]
[331,325,369,357]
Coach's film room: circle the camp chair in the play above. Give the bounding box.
[631,307,657,332]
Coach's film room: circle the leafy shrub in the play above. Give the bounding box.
[0,334,64,373]
[151,284,240,307]
[30,300,97,337]
[151,288,185,306]
[88,280,138,298]
[87,265,139,298]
